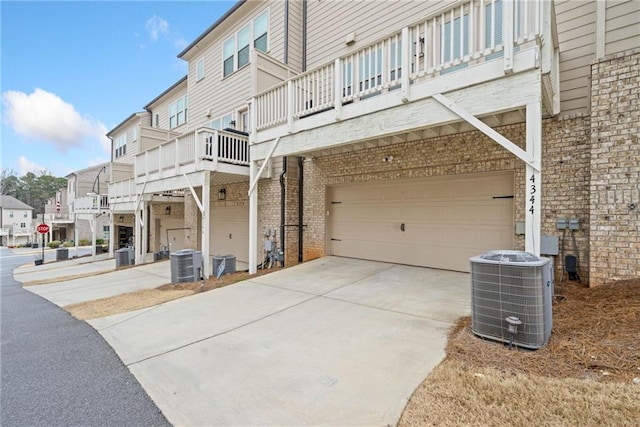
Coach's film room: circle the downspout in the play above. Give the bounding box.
[107,136,114,163]
[298,156,304,263]
[302,0,307,71]
[279,156,288,267]
[284,0,289,65]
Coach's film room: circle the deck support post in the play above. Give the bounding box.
[201,172,211,278]
[525,101,542,256]
[248,160,258,274]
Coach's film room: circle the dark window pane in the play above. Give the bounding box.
[254,33,267,52]
[238,46,249,68]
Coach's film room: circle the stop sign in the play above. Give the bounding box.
[37,223,50,234]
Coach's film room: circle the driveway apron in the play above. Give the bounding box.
[91,256,470,426]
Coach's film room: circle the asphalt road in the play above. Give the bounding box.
[0,247,170,427]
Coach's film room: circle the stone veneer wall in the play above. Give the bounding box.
[301,118,593,280]
[589,49,640,285]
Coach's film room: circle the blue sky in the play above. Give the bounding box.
[1,0,235,177]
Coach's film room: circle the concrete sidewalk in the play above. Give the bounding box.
[19,257,172,307]
[89,257,470,426]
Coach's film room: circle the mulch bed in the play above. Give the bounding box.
[446,278,640,383]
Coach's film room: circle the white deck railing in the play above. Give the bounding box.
[74,193,109,213]
[135,128,249,182]
[255,0,554,131]
[108,178,137,205]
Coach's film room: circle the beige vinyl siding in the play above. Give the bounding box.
[186,1,288,131]
[555,0,596,117]
[306,0,451,69]
[140,113,151,128]
[112,126,136,165]
[286,0,303,71]
[605,1,640,55]
[148,82,188,131]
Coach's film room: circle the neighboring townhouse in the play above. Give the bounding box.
[109,0,302,275]
[0,195,34,246]
[43,187,73,242]
[107,80,186,256]
[106,0,638,286]
[53,163,112,253]
[248,0,640,285]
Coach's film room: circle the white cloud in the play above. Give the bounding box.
[146,15,169,41]
[16,156,46,175]
[94,121,111,155]
[173,37,188,50]
[2,88,107,153]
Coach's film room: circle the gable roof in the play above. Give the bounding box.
[177,0,246,59]
[0,195,34,210]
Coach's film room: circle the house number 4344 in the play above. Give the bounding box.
[529,174,536,215]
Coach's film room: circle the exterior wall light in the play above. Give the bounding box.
[165,206,171,216]
[218,188,227,201]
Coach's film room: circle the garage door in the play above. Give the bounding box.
[210,205,249,264]
[328,172,514,272]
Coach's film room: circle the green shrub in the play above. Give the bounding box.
[47,240,61,249]
[95,238,105,245]
[62,241,74,247]
[79,239,90,246]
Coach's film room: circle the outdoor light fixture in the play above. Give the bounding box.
[505,316,522,350]
[218,188,227,201]
[229,120,236,129]
[118,216,124,222]
[165,206,171,216]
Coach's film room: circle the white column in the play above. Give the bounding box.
[91,215,97,261]
[249,160,258,274]
[201,172,211,277]
[108,213,115,257]
[525,101,542,256]
[134,208,142,264]
[141,205,148,263]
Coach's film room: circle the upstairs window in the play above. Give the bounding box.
[237,25,250,69]
[253,11,268,52]
[485,0,503,49]
[442,13,469,63]
[115,134,127,158]
[155,113,160,128]
[222,9,269,77]
[223,38,235,77]
[132,127,137,142]
[197,57,205,81]
[169,95,188,129]
[210,112,233,130]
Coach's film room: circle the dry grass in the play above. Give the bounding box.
[23,271,113,287]
[399,278,640,426]
[64,267,278,320]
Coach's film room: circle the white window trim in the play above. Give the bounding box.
[169,94,188,129]
[114,134,127,158]
[222,8,269,78]
[196,57,205,81]
[209,111,234,130]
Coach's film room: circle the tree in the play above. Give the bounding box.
[0,169,19,196]
[0,169,67,217]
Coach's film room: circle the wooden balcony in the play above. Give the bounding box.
[251,0,559,160]
[44,205,74,223]
[74,193,109,215]
[134,127,250,193]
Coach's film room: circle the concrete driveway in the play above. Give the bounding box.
[90,256,470,426]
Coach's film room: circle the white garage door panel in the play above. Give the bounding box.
[330,172,514,272]
[210,205,249,263]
